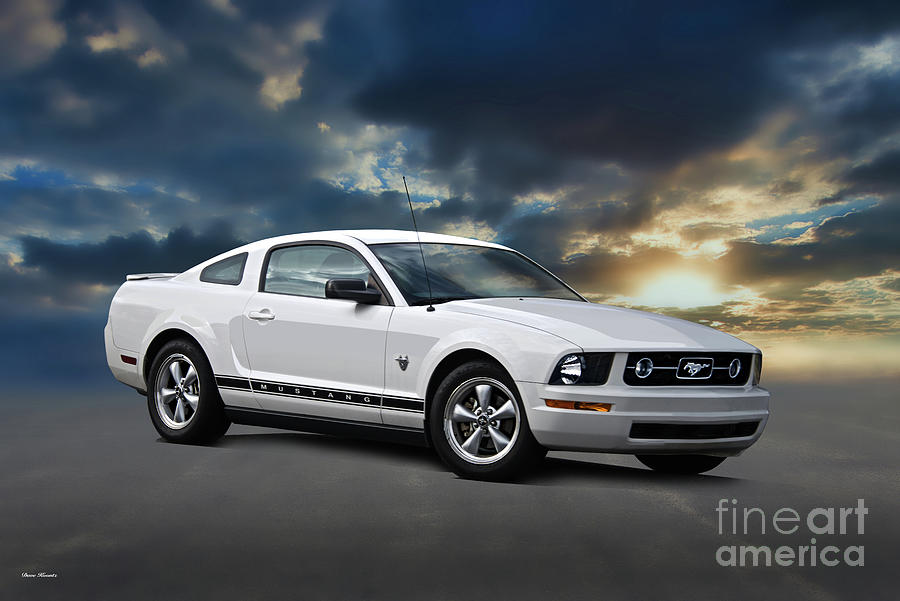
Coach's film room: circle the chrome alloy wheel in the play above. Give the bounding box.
[155,353,200,430]
[443,377,521,465]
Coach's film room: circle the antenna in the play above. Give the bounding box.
[403,175,435,312]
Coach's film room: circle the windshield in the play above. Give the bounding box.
[369,243,584,306]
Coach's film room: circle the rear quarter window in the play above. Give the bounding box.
[200,253,247,285]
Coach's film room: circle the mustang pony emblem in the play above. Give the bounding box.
[394,354,410,371]
[683,362,710,376]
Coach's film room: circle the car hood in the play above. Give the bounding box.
[443,298,758,352]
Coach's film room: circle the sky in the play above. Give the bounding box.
[1,0,898,388]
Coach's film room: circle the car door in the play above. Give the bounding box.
[242,242,393,424]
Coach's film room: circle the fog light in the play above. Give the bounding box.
[545,399,612,412]
[635,357,653,379]
[729,358,741,379]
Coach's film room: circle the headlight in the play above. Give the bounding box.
[558,354,583,384]
[549,353,613,385]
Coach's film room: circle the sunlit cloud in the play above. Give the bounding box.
[239,17,324,110]
[616,272,754,310]
[259,69,304,110]
[86,28,139,53]
[438,219,499,242]
[206,0,240,19]
[136,48,166,68]
[0,0,66,74]
[82,4,185,69]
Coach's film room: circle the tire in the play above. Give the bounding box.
[635,454,726,474]
[146,339,230,444]
[428,360,546,481]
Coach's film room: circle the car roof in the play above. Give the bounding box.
[237,229,511,252]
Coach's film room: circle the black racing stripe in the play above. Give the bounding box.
[215,375,251,390]
[224,375,425,413]
[250,380,380,407]
[382,396,425,411]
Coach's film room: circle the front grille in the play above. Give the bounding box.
[629,421,760,440]
[623,352,755,386]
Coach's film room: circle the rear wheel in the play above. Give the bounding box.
[635,454,726,474]
[147,339,229,444]
[429,361,546,481]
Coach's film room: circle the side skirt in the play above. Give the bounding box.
[224,406,429,447]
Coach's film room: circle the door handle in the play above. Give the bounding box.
[248,309,275,321]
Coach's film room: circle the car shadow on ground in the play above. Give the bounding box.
[196,430,443,470]
[520,456,741,486]
[165,429,742,486]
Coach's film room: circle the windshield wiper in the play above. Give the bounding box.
[409,296,476,306]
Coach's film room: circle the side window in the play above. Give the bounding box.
[200,253,247,285]
[263,245,372,298]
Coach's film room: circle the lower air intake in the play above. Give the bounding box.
[629,421,760,440]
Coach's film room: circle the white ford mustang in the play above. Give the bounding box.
[105,229,769,480]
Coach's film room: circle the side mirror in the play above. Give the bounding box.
[325,278,382,304]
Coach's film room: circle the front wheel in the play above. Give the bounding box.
[635,454,726,474]
[429,361,546,481]
[147,339,230,444]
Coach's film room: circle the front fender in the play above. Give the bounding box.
[383,306,578,403]
[416,326,575,397]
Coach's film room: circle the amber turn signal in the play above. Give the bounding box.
[544,399,612,412]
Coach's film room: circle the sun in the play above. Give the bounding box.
[629,271,733,309]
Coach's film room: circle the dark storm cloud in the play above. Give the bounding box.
[261,180,427,234]
[349,1,900,175]
[456,189,659,270]
[0,0,350,212]
[3,0,898,235]
[819,145,900,205]
[20,223,244,284]
[1,47,313,206]
[0,179,203,240]
[825,71,900,156]
[0,0,897,350]
[1,181,426,318]
[498,211,574,267]
[841,148,900,194]
[720,201,900,287]
[0,254,109,311]
[769,179,805,196]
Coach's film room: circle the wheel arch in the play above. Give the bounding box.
[142,327,206,384]
[425,349,508,404]
[422,348,511,446]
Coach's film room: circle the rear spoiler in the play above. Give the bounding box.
[125,273,180,281]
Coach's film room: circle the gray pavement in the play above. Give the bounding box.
[2,378,897,600]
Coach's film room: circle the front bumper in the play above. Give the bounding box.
[517,380,770,456]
